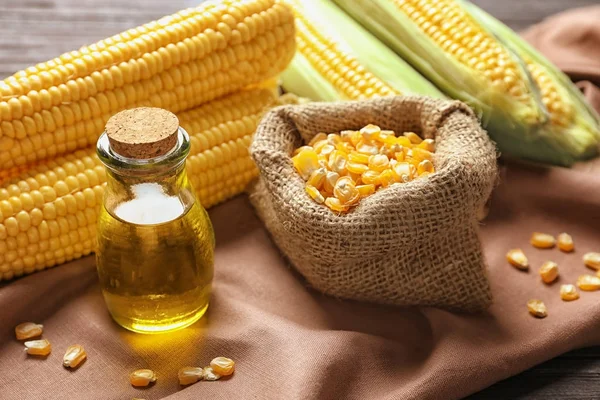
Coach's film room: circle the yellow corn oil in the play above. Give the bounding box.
[96,107,215,334]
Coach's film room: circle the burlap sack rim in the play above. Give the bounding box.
[250,96,493,226]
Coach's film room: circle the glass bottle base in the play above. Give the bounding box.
[112,302,209,334]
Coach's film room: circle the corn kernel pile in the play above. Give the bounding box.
[506,232,600,318]
[291,124,435,212]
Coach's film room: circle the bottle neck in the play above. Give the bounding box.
[97,128,197,224]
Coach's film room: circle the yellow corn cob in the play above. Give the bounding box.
[0,88,287,281]
[333,0,600,166]
[0,0,296,169]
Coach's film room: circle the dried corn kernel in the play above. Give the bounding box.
[527,299,547,318]
[328,150,348,174]
[307,168,327,189]
[320,144,336,156]
[356,141,379,155]
[557,233,574,252]
[347,162,369,174]
[292,149,320,180]
[411,148,433,163]
[360,124,381,141]
[404,131,423,144]
[24,339,51,356]
[15,322,43,340]
[368,154,389,172]
[418,139,436,152]
[357,184,375,197]
[378,169,395,187]
[583,252,600,270]
[323,171,340,194]
[392,162,413,182]
[309,133,327,146]
[293,146,312,156]
[63,344,86,368]
[306,185,325,204]
[334,177,360,206]
[530,232,556,249]
[417,160,434,175]
[178,367,204,386]
[325,197,348,212]
[507,249,528,270]
[560,284,579,301]
[361,170,380,185]
[203,367,222,381]
[130,369,157,387]
[539,261,558,284]
[577,275,600,291]
[348,151,369,164]
[210,357,235,376]
[327,133,342,145]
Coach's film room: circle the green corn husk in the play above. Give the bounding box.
[333,0,600,166]
[462,0,600,163]
[280,0,444,101]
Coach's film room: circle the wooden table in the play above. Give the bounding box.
[1,1,598,398]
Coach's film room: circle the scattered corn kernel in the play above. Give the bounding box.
[530,232,556,249]
[583,252,600,270]
[210,357,235,376]
[24,339,51,356]
[506,249,528,270]
[63,344,86,368]
[560,284,579,301]
[203,367,222,381]
[527,299,547,318]
[15,322,43,340]
[539,261,559,284]
[178,367,204,385]
[292,125,436,212]
[577,275,600,291]
[130,369,157,387]
[557,233,574,252]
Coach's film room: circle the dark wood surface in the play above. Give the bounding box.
[1,0,599,399]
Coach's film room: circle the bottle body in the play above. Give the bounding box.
[97,200,214,334]
[96,126,214,334]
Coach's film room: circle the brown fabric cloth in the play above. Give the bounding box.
[250,97,496,311]
[2,6,600,400]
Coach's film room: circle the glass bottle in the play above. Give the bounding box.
[96,107,215,334]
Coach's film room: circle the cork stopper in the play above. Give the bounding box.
[105,107,179,159]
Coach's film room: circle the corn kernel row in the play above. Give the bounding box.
[292,124,435,212]
[0,0,296,169]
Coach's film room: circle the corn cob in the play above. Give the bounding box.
[0,0,296,170]
[280,0,443,101]
[333,0,600,166]
[0,88,285,281]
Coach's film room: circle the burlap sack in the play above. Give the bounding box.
[249,96,498,312]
